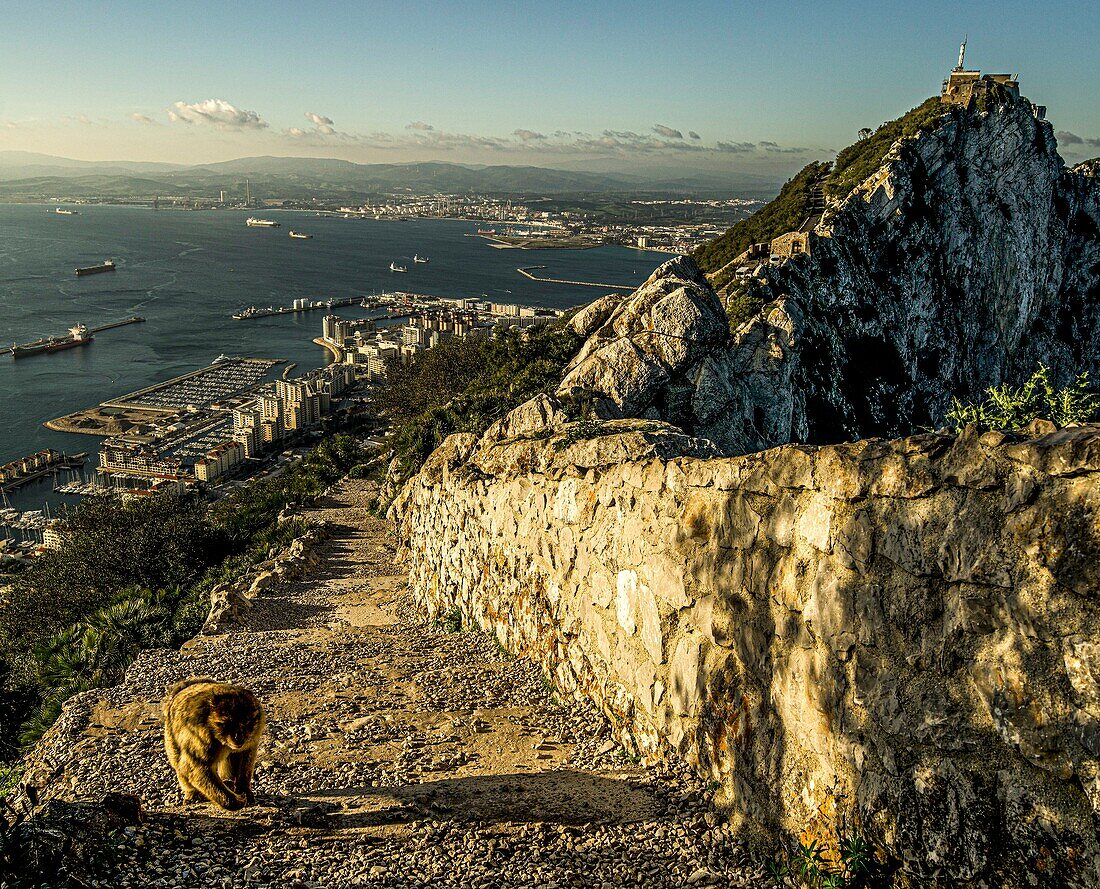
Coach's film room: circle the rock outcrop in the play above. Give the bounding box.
[393,422,1100,886]
[557,98,1100,456]
[557,256,728,421]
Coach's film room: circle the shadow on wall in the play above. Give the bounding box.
[672,429,1100,885]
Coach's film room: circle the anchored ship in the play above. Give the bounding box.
[413,254,429,263]
[289,231,312,239]
[246,217,280,228]
[389,262,408,273]
[54,208,78,215]
[11,324,93,359]
[74,260,115,276]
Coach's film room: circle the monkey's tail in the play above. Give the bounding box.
[162,676,216,716]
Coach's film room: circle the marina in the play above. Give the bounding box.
[104,356,283,412]
[0,449,87,492]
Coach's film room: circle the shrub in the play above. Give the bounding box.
[374,323,582,484]
[725,282,766,331]
[944,365,1100,432]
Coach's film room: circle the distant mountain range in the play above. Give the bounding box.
[0,151,782,200]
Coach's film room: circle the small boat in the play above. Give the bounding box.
[413,254,429,263]
[389,262,408,273]
[289,231,312,239]
[213,354,232,364]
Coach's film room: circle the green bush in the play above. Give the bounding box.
[374,324,582,485]
[945,365,1100,433]
[725,282,766,331]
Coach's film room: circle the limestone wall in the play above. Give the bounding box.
[393,420,1100,885]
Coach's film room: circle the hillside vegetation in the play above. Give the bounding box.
[824,97,945,197]
[693,99,948,292]
[692,162,830,287]
[371,323,582,486]
[0,434,363,764]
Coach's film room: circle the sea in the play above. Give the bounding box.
[0,204,665,511]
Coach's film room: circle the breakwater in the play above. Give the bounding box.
[516,266,634,289]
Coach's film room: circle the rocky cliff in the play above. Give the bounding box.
[393,419,1100,886]
[391,94,1100,886]
[557,96,1100,456]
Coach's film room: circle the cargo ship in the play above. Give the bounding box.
[11,324,93,359]
[246,217,280,228]
[289,231,312,239]
[75,260,115,276]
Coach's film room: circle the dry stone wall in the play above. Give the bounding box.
[393,420,1100,885]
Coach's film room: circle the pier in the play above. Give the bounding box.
[232,296,363,321]
[516,266,633,289]
[89,315,145,334]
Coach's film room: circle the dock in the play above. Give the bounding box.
[8,316,145,359]
[516,266,633,289]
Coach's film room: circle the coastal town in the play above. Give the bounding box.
[0,290,562,561]
[41,192,760,256]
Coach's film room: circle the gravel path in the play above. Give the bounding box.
[11,480,765,888]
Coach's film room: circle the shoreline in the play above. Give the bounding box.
[313,337,344,364]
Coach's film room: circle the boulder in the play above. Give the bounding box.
[557,256,728,422]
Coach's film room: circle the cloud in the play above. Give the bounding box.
[716,140,756,153]
[168,99,268,130]
[264,115,820,160]
[304,112,336,135]
[130,113,157,126]
[1057,130,1100,149]
[759,140,809,154]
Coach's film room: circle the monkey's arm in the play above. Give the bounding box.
[230,746,259,804]
[184,757,245,810]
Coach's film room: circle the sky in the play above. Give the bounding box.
[2,0,1098,176]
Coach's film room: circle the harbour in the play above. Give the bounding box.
[0,449,87,493]
[0,204,661,511]
[232,296,364,320]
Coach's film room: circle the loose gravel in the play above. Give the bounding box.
[9,480,765,888]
